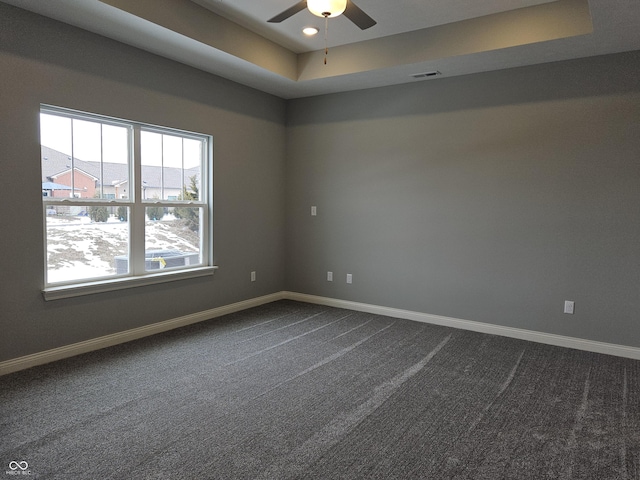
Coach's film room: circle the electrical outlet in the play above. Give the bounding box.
[346,273,353,284]
[563,300,574,314]
[251,271,256,282]
[327,271,333,281]
[311,206,317,216]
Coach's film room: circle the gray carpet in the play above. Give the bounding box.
[1,300,639,479]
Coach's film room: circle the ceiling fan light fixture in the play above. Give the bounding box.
[307,0,347,18]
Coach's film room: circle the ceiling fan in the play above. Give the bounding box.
[268,0,377,30]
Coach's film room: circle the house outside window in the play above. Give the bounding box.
[40,105,214,299]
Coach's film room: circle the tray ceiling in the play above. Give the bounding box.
[2,0,640,99]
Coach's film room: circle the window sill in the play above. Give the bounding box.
[42,266,218,301]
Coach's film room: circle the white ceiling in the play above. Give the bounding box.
[3,0,640,99]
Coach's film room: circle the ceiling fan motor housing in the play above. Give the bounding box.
[268,0,376,31]
[307,0,347,18]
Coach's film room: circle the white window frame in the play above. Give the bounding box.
[41,105,216,301]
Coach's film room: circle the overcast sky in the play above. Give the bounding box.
[40,113,202,169]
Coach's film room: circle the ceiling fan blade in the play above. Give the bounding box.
[343,0,376,30]
[268,1,308,23]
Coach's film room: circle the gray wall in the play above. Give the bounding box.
[0,4,286,362]
[285,51,640,348]
[1,2,639,364]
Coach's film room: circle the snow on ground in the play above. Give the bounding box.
[46,215,199,284]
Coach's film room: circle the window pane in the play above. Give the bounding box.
[183,137,203,202]
[40,113,72,160]
[145,207,202,272]
[141,131,161,201]
[71,119,101,199]
[102,124,130,200]
[45,206,130,283]
[41,114,73,199]
[162,134,182,201]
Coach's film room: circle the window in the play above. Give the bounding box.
[40,105,214,299]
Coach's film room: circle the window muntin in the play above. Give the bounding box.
[40,105,211,288]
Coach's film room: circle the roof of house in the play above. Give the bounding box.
[41,145,200,190]
[42,181,73,190]
[50,167,99,182]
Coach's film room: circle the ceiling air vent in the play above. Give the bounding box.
[410,71,441,79]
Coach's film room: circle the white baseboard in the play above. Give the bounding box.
[284,291,640,361]
[2,290,639,376]
[0,292,285,376]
